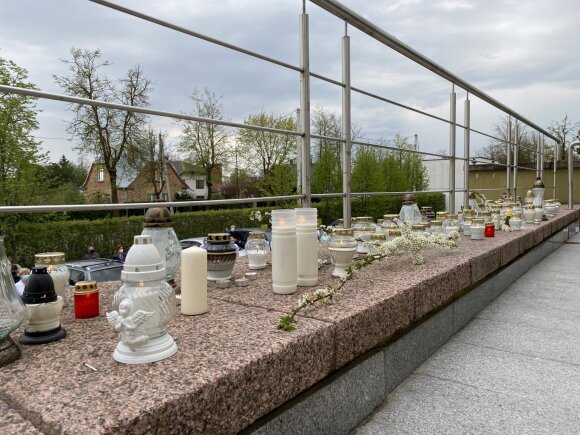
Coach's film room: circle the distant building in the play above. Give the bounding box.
[82,161,192,203]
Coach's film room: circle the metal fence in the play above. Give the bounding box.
[0,0,560,224]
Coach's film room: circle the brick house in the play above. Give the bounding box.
[82,162,191,203]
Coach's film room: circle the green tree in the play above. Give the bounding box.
[258,163,296,198]
[311,107,342,195]
[178,88,229,200]
[237,112,297,180]
[54,48,152,208]
[0,56,48,205]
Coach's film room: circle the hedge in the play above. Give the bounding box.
[3,192,445,266]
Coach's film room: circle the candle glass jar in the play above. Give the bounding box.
[34,252,69,301]
[0,230,27,366]
[430,220,443,235]
[399,194,422,226]
[329,228,357,278]
[141,207,182,287]
[411,224,426,233]
[444,214,460,236]
[203,233,237,281]
[74,280,99,319]
[532,177,545,208]
[470,219,485,240]
[245,232,270,270]
[463,217,473,235]
[369,233,386,255]
[353,217,376,254]
[484,222,495,237]
[523,205,536,223]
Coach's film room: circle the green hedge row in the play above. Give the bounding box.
[3,192,445,266]
[3,207,273,267]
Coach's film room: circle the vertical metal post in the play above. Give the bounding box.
[540,134,545,180]
[553,139,558,199]
[463,95,470,209]
[449,87,456,213]
[342,24,352,228]
[568,140,580,208]
[513,122,519,200]
[296,108,302,196]
[300,11,311,207]
[536,133,541,178]
[506,116,512,197]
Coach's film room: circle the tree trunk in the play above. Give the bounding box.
[109,170,120,217]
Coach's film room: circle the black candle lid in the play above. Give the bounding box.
[22,266,57,304]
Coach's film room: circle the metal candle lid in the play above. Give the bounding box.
[533,177,545,188]
[402,193,416,205]
[383,214,399,220]
[411,224,426,231]
[430,220,443,226]
[22,266,57,304]
[332,228,354,236]
[143,207,174,228]
[121,235,165,282]
[35,252,66,265]
[74,280,98,295]
[248,231,266,240]
[370,234,386,241]
[207,233,231,243]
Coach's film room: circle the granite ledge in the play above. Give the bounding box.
[1,208,577,434]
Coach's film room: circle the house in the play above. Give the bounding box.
[169,161,208,199]
[82,162,190,203]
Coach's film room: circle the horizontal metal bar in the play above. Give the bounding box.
[351,189,450,197]
[311,133,346,143]
[310,0,558,143]
[310,71,344,87]
[351,86,451,125]
[469,188,510,192]
[0,195,304,214]
[311,193,345,199]
[0,85,302,137]
[352,138,452,159]
[88,0,301,73]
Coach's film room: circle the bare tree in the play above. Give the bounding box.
[547,114,580,161]
[54,48,151,208]
[178,89,229,200]
[132,128,170,201]
[479,115,537,164]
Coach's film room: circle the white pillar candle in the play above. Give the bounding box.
[271,209,297,294]
[180,246,207,315]
[296,208,318,287]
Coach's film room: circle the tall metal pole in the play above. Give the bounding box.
[536,133,541,178]
[296,108,302,196]
[342,23,352,228]
[449,86,456,213]
[540,134,545,180]
[300,10,311,207]
[513,122,519,200]
[568,140,580,209]
[506,116,512,198]
[463,95,470,209]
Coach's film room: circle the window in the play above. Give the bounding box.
[161,192,169,201]
[148,193,156,202]
[97,168,104,183]
[196,195,205,200]
[196,179,204,189]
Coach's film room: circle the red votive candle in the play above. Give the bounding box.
[484,222,495,238]
[74,281,99,319]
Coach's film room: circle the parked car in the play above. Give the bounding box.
[179,237,207,250]
[66,258,124,285]
[227,227,272,249]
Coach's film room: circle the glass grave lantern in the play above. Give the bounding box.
[245,231,270,270]
[107,235,177,364]
[141,207,182,291]
[20,266,66,345]
[328,228,357,278]
[399,194,422,226]
[0,229,27,365]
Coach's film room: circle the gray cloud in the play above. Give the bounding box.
[1,0,578,162]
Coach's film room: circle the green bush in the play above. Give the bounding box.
[2,206,273,267]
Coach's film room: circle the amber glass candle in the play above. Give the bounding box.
[74,281,99,319]
[484,222,495,238]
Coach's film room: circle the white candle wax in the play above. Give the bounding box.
[272,210,297,294]
[247,250,267,269]
[180,247,207,315]
[296,224,318,286]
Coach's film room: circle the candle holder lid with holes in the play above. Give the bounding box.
[20,266,66,345]
[107,235,177,364]
[328,228,357,278]
[34,252,69,301]
[0,229,27,365]
[141,207,182,291]
[202,233,237,281]
[245,231,270,270]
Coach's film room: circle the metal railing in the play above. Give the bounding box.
[0,0,562,222]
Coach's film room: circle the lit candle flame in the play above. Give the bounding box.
[298,215,305,224]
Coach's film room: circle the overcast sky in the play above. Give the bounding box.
[1,0,579,163]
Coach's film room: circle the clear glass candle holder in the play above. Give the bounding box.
[328,228,357,278]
